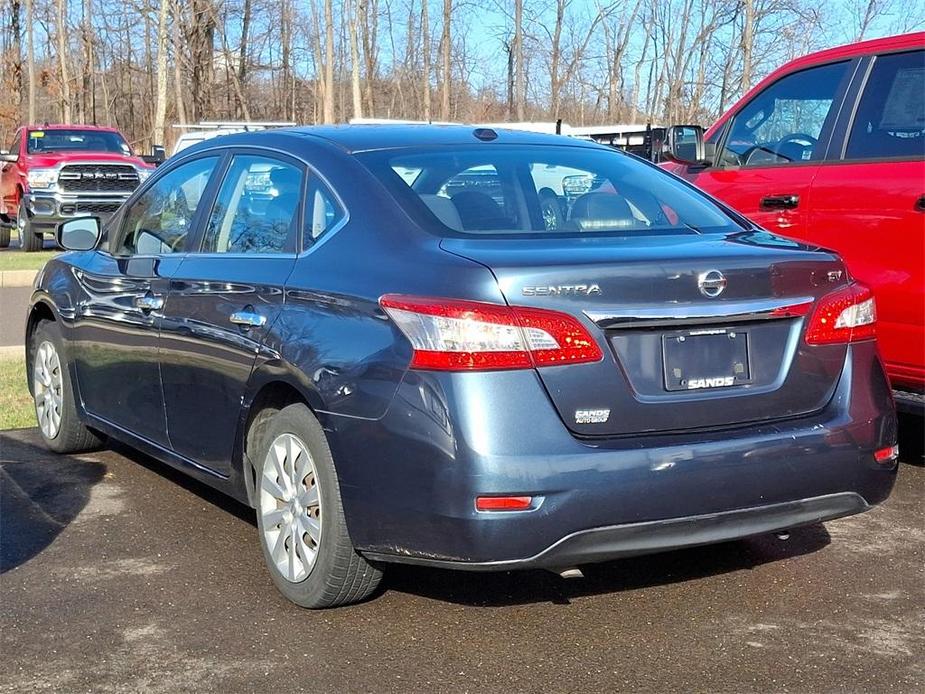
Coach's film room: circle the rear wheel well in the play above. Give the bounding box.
[241,381,313,506]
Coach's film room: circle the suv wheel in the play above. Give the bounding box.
[30,321,103,453]
[19,200,43,252]
[0,225,9,248]
[254,403,382,608]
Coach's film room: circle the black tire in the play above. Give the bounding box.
[0,225,10,248]
[30,321,103,454]
[254,403,382,608]
[19,200,43,252]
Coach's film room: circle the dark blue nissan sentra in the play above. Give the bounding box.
[27,125,897,607]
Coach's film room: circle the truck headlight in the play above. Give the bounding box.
[27,168,58,190]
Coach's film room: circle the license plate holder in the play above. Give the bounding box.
[662,329,750,392]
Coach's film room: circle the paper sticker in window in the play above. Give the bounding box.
[879,67,925,130]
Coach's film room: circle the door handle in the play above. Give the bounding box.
[760,194,800,211]
[133,293,164,312]
[230,310,267,329]
[915,195,925,213]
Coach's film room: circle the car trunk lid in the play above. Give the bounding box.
[441,232,849,437]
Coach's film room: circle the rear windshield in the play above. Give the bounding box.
[359,145,744,237]
[27,129,131,155]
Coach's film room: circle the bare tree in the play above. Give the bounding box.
[25,0,35,122]
[514,0,524,120]
[440,0,451,120]
[55,0,71,122]
[348,0,364,119]
[153,0,170,144]
[421,0,431,120]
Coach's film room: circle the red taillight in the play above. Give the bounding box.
[379,295,603,371]
[873,445,899,464]
[475,496,533,512]
[805,283,876,345]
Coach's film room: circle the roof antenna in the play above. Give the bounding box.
[473,128,497,142]
[555,118,562,135]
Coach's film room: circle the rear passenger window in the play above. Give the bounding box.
[303,180,344,248]
[846,50,925,160]
[202,155,303,254]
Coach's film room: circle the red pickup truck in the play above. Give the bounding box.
[0,124,154,251]
[663,33,924,411]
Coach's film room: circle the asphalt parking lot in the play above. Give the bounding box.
[1,421,922,693]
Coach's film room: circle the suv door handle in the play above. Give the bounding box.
[230,309,267,329]
[760,194,800,211]
[915,195,925,212]
[133,293,164,312]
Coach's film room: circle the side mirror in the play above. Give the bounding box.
[57,217,101,251]
[141,145,166,166]
[0,152,18,163]
[663,125,706,165]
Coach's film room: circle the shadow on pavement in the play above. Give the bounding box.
[380,523,832,607]
[0,429,106,573]
[105,438,257,526]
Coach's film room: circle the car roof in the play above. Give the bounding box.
[278,124,603,154]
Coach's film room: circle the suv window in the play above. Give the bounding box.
[720,61,850,167]
[846,50,925,160]
[118,156,218,255]
[8,132,19,156]
[201,155,303,254]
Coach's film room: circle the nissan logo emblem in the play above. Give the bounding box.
[698,270,727,298]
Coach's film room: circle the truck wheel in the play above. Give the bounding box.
[18,200,43,252]
[254,403,383,608]
[0,226,9,248]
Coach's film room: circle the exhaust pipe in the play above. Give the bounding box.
[551,567,584,579]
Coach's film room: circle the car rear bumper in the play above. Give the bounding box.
[329,340,897,569]
[362,492,870,570]
[25,190,129,229]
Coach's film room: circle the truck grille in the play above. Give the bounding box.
[75,202,123,216]
[58,164,140,193]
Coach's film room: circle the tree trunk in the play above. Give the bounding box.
[361,0,377,116]
[323,0,335,123]
[56,0,71,123]
[740,0,755,94]
[514,0,524,120]
[10,0,23,118]
[25,0,35,122]
[172,0,187,126]
[153,0,170,144]
[348,0,363,119]
[440,0,451,120]
[421,1,430,120]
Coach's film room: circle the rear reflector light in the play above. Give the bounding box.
[805,283,876,345]
[873,445,899,464]
[475,496,533,512]
[380,295,603,371]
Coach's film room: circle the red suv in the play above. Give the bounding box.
[0,124,154,251]
[664,33,924,411]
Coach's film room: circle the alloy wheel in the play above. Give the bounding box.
[259,433,322,583]
[33,340,63,439]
